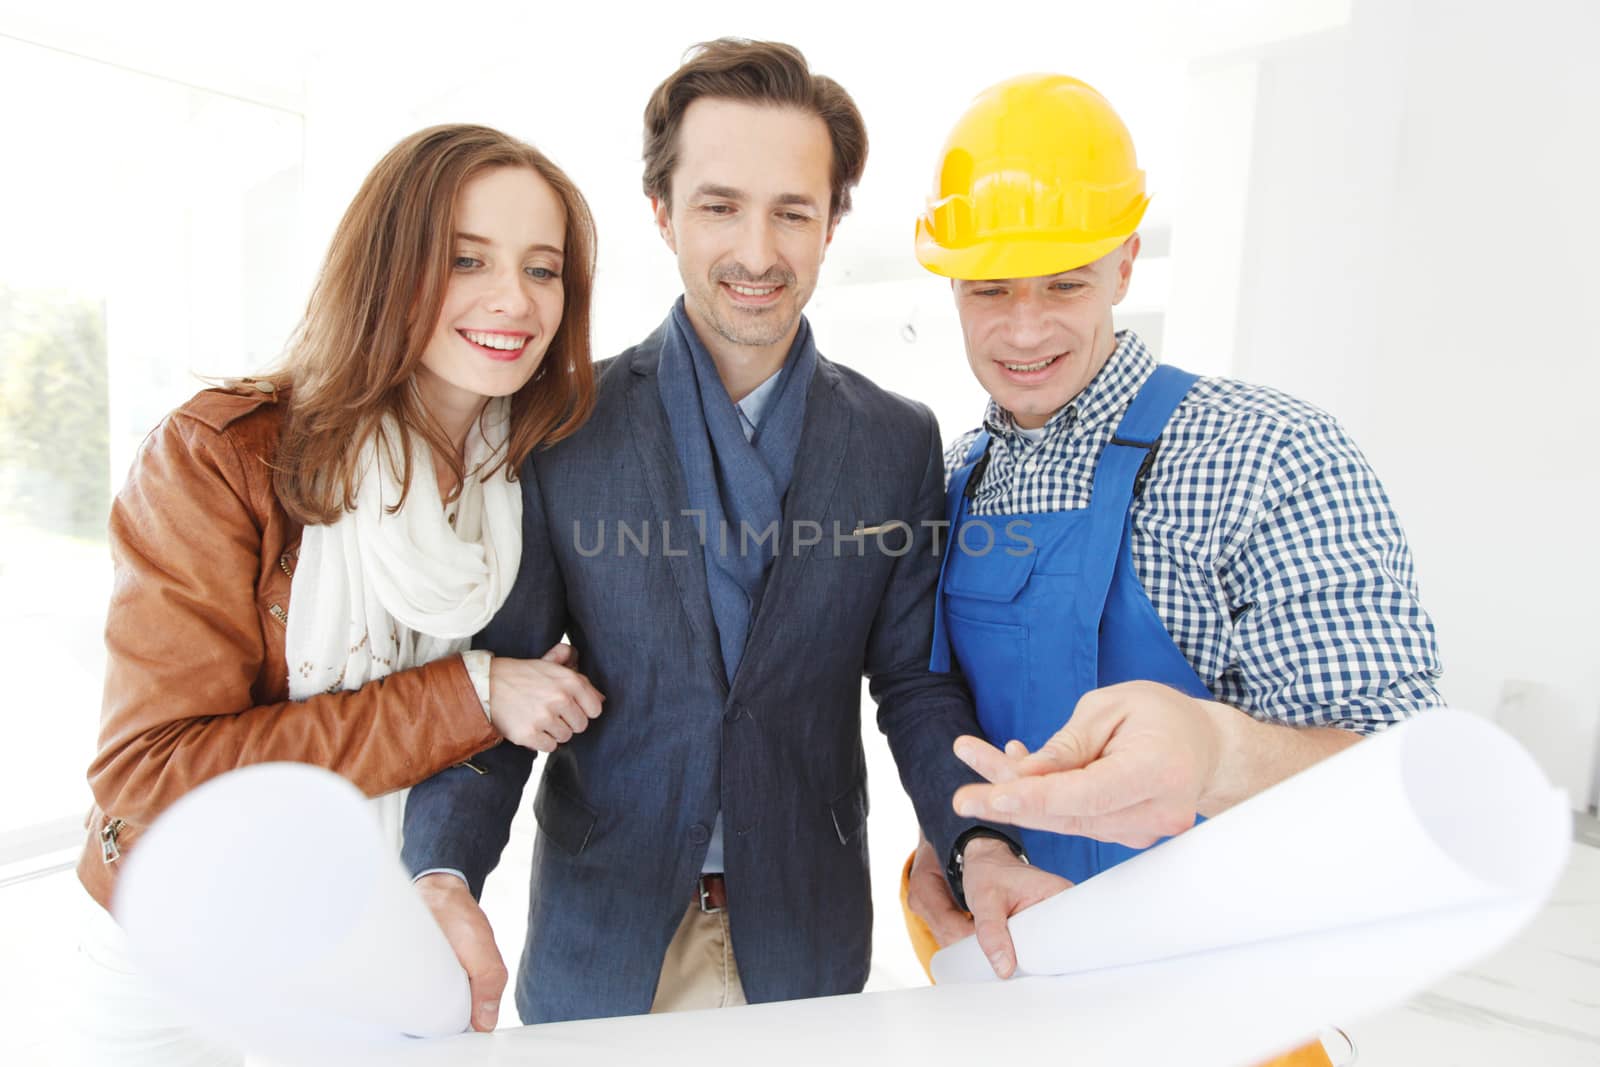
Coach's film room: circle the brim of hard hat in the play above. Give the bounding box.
[914,229,1134,281]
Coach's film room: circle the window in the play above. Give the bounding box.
[0,35,305,863]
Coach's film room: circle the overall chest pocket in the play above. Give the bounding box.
[943,536,1037,605]
[945,612,1029,746]
[942,544,1037,743]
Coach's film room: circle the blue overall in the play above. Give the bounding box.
[931,366,1209,884]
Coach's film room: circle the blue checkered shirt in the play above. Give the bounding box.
[945,331,1443,733]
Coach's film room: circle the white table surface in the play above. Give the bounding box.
[285,834,1599,1067]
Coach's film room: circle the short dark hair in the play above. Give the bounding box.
[642,38,868,222]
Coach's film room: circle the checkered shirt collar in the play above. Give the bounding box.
[981,330,1158,443]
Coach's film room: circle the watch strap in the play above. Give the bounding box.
[946,827,1027,912]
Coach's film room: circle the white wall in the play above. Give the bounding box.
[4,0,1588,822]
[4,3,1594,1020]
[1173,0,1600,805]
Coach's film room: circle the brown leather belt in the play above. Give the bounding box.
[697,873,728,913]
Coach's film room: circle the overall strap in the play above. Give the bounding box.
[930,431,991,672]
[947,435,985,479]
[1075,366,1200,632]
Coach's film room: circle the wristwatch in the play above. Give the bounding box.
[946,827,1028,912]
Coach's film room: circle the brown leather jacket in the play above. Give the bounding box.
[79,381,502,910]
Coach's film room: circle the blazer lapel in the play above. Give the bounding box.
[735,358,851,688]
[625,342,729,690]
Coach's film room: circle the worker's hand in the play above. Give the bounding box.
[959,837,1073,979]
[487,643,604,753]
[906,835,973,948]
[952,680,1222,847]
[416,873,508,1032]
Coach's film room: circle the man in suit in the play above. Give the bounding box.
[403,38,1067,1029]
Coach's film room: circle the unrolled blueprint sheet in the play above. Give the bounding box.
[117,709,1571,1066]
[931,708,1570,985]
[115,763,470,1060]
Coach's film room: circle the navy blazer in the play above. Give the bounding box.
[403,321,988,1024]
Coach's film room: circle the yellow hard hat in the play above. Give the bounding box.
[915,73,1148,281]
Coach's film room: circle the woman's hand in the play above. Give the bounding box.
[487,643,604,752]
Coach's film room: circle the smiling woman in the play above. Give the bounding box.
[415,167,572,471]
[69,124,603,1065]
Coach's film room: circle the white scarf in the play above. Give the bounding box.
[285,398,521,838]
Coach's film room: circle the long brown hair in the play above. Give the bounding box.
[642,38,868,223]
[271,124,597,525]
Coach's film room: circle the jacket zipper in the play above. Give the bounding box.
[269,550,293,625]
[100,817,125,864]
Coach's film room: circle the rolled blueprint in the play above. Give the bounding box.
[114,762,471,1055]
[932,708,1572,984]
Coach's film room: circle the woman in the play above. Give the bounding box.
[73,124,602,1063]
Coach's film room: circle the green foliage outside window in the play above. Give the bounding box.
[0,284,110,540]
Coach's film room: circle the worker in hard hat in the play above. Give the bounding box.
[902,75,1445,992]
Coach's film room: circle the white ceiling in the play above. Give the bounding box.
[1,0,1352,115]
[0,0,1355,344]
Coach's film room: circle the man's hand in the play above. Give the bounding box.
[416,873,508,1032]
[488,642,605,753]
[951,681,1360,845]
[952,681,1220,847]
[906,835,973,948]
[960,837,1073,978]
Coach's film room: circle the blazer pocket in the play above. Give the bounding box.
[533,764,599,856]
[827,778,870,845]
[811,518,913,560]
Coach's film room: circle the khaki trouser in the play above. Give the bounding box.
[650,900,748,1012]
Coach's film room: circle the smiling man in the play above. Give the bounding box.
[401,40,1063,1028]
[902,75,1445,978]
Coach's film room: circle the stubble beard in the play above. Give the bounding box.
[707,302,795,349]
[696,266,803,351]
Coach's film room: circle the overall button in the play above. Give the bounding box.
[688,823,710,845]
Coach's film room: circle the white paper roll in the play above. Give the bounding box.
[114,762,471,1055]
[932,708,1572,984]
